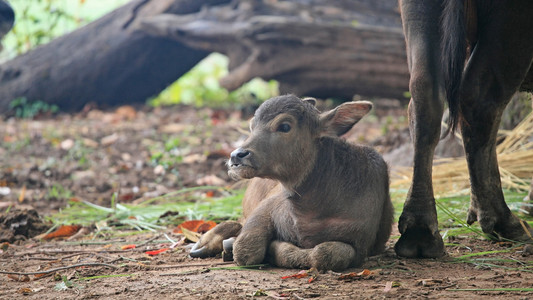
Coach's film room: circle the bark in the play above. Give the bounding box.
[0,0,408,112]
[142,0,408,100]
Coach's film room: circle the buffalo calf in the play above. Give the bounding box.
[191,95,393,271]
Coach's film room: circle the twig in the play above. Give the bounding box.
[0,262,118,276]
[148,261,234,270]
[160,268,210,276]
[137,234,162,247]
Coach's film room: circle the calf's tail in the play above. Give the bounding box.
[441,0,467,133]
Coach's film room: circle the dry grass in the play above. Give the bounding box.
[392,113,533,197]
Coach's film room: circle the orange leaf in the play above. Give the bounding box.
[281,270,309,279]
[145,248,169,256]
[174,220,216,234]
[196,221,217,233]
[338,269,374,281]
[43,225,82,240]
[121,244,136,250]
[18,185,26,203]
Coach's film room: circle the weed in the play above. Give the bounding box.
[49,187,243,233]
[46,183,73,200]
[9,97,59,119]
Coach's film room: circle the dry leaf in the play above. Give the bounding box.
[180,227,201,243]
[42,225,82,240]
[8,274,30,282]
[121,244,136,250]
[145,248,169,256]
[383,281,393,292]
[115,105,137,120]
[338,269,374,281]
[17,287,33,295]
[174,220,216,234]
[18,185,26,203]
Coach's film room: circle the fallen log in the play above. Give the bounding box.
[0,0,408,112]
[141,0,408,100]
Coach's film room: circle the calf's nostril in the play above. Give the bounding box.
[236,150,250,158]
[230,148,251,160]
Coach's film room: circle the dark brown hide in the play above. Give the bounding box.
[396,0,533,258]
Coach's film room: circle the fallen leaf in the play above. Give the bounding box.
[67,227,91,240]
[115,105,137,120]
[281,269,309,280]
[145,248,170,256]
[338,269,374,281]
[42,225,82,240]
[196,221,217,234]
[18,185,26,203]
[8,274,30,282]
[121,244,136,250]
[174,220,217,234]
[180,227,201,243]
[416,278,442,287]
[17,287,33,295]
[383,281,393,293]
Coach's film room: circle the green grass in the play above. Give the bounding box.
[49,186,243,232]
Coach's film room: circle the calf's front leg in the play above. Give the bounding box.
[233,199,275,266]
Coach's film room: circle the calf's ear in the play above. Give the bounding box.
[320,101,372,137]
[302,97,317,107]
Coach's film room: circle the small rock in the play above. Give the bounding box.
[72,170,96,181]
[101,133,119,146]
[154,165,165,175]
[60,139,75,150]
[83,138,99,148]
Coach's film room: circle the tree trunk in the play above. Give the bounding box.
[141,0,408,100]
[0,0,408,112]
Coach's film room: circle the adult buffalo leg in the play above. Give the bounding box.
[460,2,533,241]
[395,0,446,258]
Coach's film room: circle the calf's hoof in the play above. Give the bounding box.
[222,237,235,261]
[189,221,242,259]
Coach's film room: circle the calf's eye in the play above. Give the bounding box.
[277,123,291,133]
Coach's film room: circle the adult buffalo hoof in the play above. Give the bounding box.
[395,208,446,258]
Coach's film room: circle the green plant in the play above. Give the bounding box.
[47,183,73,200]
[9,97,59,119]
[2,0,129,58]
[49,187,243,232]
[148,53,279,108]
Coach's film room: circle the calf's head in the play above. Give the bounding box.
[228,95,372,185]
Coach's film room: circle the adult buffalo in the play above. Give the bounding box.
[396,0,533,258]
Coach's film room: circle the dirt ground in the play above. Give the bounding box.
[1,101,532,299]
